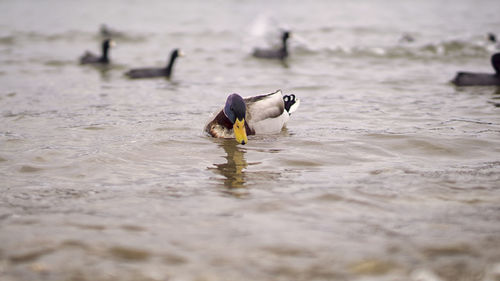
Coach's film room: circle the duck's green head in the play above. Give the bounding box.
[223,94,248,145]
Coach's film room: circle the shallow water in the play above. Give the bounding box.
[1,0,500,280]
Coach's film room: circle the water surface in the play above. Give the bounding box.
[1,0,500,280]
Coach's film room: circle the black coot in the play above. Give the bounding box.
[80,39,115,64]
[252,31,291,60]
[125,49,183,79]
[452,53,500,86]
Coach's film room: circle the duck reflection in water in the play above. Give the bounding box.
[211,140,248,190]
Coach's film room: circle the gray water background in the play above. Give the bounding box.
[1,0,500,280]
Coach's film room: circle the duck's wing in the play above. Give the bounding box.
[245,90,290,134]
[245,90,284,121]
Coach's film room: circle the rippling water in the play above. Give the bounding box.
[1,0,500,280]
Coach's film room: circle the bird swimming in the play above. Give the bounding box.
[451,53,500,86]
[399,33,415,43]
[80,39,115,64]
[252,31,291,60]
[487,33,500,50]
[125,49,183,79]
[488,33,496,44]
[205,90,300,145]
[100,24,125,39]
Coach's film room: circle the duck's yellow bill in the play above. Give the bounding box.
[233,118,248,145]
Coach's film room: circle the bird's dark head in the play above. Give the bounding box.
[223,94,246,123]
[103,39,115,51]
[171,49,184,60]
[282,31,291,42]
[101,39,115,62]
[492,53,500,75]
[165,49,184,76]
[223,93,248,145]
[488,33,497,43]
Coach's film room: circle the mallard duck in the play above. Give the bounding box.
[205,90,300,144]
[252,31,291,60]
[451,53,500,86]
[125,49,183,79]
[80,39,115,64]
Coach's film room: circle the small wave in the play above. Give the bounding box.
[0,35,15,45]
[311,39,495,60]
[419,39,493,57]
[286,28,498,59]
[9,248,55,263]
[0,29,147,45]
[108,246,151,261]
[8,30,93,43]
[97,24,148,42]
[43,59,76,67]
[19,165,44,173]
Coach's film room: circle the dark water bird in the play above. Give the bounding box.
[252,31,291,60]
[80,39,115,64]
[451,53,500,86]
[399,33,415,43]
[125,49,183,79]
[100,24,124,38]
[205,90,300,145]
[487,32,500,50]
[488,33,496,43]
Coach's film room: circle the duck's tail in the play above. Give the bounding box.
[283,94,300,115]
